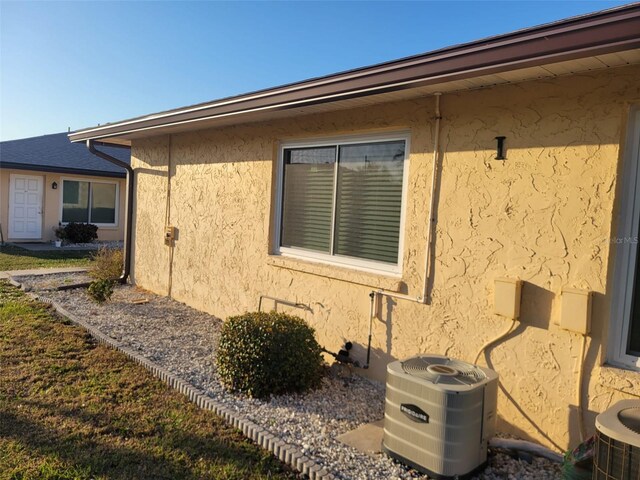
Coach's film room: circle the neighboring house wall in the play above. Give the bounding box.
[130,65,640,450]
[0,168,126,242]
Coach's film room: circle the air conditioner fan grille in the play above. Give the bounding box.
[401,355,486,386]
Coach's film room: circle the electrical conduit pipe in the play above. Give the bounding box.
[363,93,442,366]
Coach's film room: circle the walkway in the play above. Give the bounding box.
[0,266,88,280]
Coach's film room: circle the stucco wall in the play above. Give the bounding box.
[130,65,640,451]
[0,168,126,242]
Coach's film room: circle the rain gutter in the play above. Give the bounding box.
[68,4,640,144]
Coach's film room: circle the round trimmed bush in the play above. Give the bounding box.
[216,311,324,398]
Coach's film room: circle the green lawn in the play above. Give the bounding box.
[0,245,93,271]
[0,281,296,480]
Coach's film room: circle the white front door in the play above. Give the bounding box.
[9,174,43,239]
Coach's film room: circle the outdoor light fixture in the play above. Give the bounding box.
[51,181,58,189]
[495,136,506,160]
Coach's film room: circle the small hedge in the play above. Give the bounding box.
[89,246,123,281]
[87,279,115,303]
[64,223,98,244]
[216,311,324,398]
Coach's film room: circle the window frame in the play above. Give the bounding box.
[609,106,640,370]
[59,177,120,228]
[274,131,410,276]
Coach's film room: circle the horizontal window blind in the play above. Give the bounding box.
[281,147,336,252]
[334,141,404,263]
[279,138,406,268]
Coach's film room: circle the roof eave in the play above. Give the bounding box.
[68,3,640,144]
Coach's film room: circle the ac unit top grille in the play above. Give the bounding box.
[401,355,487,386]
[596,399,640,448]
[619,407,640,435]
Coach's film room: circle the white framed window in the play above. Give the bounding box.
[609,106,640,370]
[274,132,410,275]
[60,178,119,227]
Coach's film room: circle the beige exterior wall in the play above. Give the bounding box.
[130,65,640,451]
[0,168,126,242]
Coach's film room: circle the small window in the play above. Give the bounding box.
[277,134,408,273]
[61,180,118,226]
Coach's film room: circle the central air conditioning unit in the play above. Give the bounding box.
[382,354,498,479]
[594,399,640,480]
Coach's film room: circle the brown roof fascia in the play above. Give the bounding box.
[69,4,640,143]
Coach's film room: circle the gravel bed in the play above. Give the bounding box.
[24,275,562,480]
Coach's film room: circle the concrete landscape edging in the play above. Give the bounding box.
[8,278,337,480]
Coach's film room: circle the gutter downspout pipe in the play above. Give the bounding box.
[87,140,134,283]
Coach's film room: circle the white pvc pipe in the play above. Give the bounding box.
[474,319,517,365]
[375,289,420,303]
[373,93,442,307]
[489,438,563,463]
[365,95,443,365]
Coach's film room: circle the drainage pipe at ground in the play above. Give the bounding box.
[86,140,134,283]
[489,438,563,463]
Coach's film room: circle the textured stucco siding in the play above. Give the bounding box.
[0,168,126,242]
[130,65,640,450]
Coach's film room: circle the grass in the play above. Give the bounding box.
[0,281,297,480]
[0,245,93,271]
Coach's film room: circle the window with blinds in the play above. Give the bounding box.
[279,136,407,271]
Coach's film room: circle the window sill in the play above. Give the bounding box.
[599,364,640,396]
[267,255,405,291]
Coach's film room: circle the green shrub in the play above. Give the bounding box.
[64,223,98,244]
[87,279,115,303]
[216,311,324,398]
[89,246,123,281]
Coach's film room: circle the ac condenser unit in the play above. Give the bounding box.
[594,399,640,480]
[382,354,498,479]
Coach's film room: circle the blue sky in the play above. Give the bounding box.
[0,1,633,141]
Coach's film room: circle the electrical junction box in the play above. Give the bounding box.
[494,277,522,319]
[560,288,592,335]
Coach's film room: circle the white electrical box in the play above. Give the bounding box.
[494,278,522,319]
[560,288,592,335]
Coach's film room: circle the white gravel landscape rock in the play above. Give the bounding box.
[15,273,563,480]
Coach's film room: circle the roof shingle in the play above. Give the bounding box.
[0,132,129,178]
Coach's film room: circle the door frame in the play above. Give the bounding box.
[8,173,44,240]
